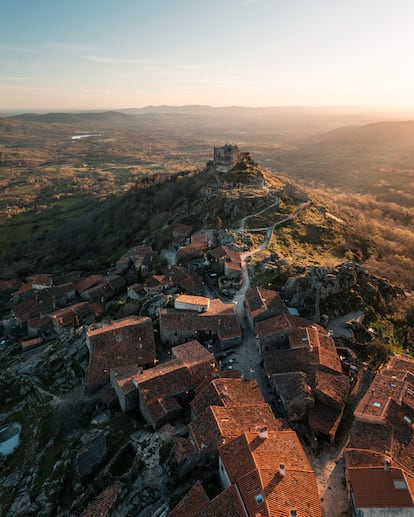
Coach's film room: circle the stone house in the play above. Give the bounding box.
[86,316,156,392]
[348,466,414,516]
[174,294,210,312]
[49,302,92,334]
[217,430,322,517]
[159,298,241,349]
[111,340,217,428]
[244,287,288,330]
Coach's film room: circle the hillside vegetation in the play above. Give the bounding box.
[2,111,414,290]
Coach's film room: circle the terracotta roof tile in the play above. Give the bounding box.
[168,480,209,517]
[159,299,241,344]
[263,348,319,376]
[387,355,414,376]
[12,297,42,324]
[245,287,287,324]
[308,401,344,438]
[21,336,44,350]
[75,274,104,294]
[344,449,387,469]
[112,340,217,427]
[49,302,91,330]
[347,420,393,455]
[86,316,155,392]
[355,374,405,422]
[218,431,321,517]
[172,223,193,237]
[189,403,287,451]
[175,294,210,309]
[169,265,202,293]
[80,483,121,517]
[209,246,241,265]
[31,274,54,288]
[200,484,247,517]
[271,372,314,420]
[314,369,350,407]
[349,467,414,508]
[191,377,265,417]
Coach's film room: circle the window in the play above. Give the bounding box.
[373,402,381,408]
[393,479,408,490]
[255,494,264,504]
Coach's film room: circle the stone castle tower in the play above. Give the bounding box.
[213,144,240,172]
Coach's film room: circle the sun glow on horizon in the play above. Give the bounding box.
[1,0,414,112]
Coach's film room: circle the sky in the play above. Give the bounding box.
[1,0,414,112]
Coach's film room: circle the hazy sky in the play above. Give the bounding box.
[1,0,413,112]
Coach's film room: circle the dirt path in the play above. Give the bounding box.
[311,449,349,516]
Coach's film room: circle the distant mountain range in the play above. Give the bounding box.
[5,109,414,149]
[9,110,131,124]
[311,120,414,147]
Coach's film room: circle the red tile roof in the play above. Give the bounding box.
[190,403,287,451]
[308,401,344,439]
[75,274,104,294]
[172,223,193,237]
[255,313,324,340]
[86,316,155,392]
[191,377,265,418]
[112,340,217,427]
[168,480,209,517]
[245,287,287,324]
[345,356,414,490]
[145,274,169,290]
[12,297,42,324]
[110,364,140,396]
[160,299,241,344]
[354,374,405,422]
[21,336,44,350]
[347,420,393,456]
[344,449,387,469]
[175,294,210,309]
[31,274,54,288]
[80,483,121,517]
[49,301,91,330]
[270,372,314,420]
[200,484,247,517]
[169,265,202,293]
[349,467,414,509]
[209,245,241,265]
[387,355,414,376]
[314,369,350,407]
[218,431,322,517]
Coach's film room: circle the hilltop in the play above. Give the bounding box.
[0,149,362,280]
[310,120,414,147]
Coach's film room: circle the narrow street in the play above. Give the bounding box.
[225,199,310,403]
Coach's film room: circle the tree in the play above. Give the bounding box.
[366,339,392,368]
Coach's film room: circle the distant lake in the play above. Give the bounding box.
[71,134,99,140]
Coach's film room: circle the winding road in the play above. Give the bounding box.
[227,194,309,398]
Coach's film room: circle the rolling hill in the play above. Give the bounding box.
[310,120,414,147]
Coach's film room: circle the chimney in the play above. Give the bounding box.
[279,463,285,477]
[258,427,268,439]
[384,459,391,471]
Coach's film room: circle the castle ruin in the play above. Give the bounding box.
[213,144,240,172]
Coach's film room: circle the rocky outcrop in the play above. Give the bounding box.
[283,261,404,319]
